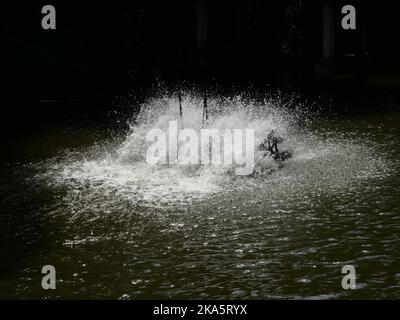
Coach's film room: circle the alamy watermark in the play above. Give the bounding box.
[41,265,56,290]
[41,5,56,30]
[341,265,356,290]
[145,120,255,175]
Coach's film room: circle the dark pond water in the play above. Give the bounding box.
[1,92,400,299]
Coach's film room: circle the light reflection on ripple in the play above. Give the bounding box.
[6,94,400,299]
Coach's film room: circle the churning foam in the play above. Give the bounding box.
[39,93,390,211]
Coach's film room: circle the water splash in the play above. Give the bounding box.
[40,93,390,212]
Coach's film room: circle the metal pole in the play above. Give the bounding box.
[202,89,208,125]
[178,90,183,119]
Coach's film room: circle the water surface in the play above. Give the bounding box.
[1,93,399,299]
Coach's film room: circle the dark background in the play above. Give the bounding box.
[2,1,400,302]
[1,0,400,138]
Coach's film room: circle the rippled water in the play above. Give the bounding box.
[1,93,400,299]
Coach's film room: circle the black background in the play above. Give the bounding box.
[1,0,400,156]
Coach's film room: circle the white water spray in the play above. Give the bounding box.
[41,93,390,211]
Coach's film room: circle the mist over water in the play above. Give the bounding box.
[42,94,390,210]
[3,92,399,299]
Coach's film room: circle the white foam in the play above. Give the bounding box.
[41,94,390,211]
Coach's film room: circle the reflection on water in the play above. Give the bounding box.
[1,93,400,299]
